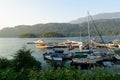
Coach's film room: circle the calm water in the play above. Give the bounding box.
[0,36,120,66]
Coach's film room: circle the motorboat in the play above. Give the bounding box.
[43,52,63,61]
[34,40,47,46]
[43,49,72,61]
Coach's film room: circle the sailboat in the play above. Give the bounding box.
[71,12,103,65]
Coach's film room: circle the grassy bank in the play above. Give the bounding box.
[0,48,120,80]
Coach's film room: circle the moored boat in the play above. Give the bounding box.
[44,53,63,61]
[36,45,54,49]
[43,49,72,61]
[34,40,47,46]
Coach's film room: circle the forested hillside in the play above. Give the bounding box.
[0,18,120,37]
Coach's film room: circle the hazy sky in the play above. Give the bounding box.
[0,0,120,29]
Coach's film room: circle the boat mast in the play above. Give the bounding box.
[89,15,105,44]
[80,32,82,42]
[87,11,91,50]
[79,32,83,51]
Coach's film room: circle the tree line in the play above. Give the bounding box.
[0,19,120,37]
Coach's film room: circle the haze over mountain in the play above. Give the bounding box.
[0,12,120,37]
[71,12,120,24]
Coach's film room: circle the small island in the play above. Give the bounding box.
[18,32,65,38]
[18,33,37,38]
[40,32,65,38]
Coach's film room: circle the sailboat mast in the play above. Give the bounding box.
[87,11,91,50]
[79,32,83,51]
[80,32,82,42]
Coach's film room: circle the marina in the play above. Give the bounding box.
[1,37,120,69]
[32,38,120,68]
[1,0,120,79]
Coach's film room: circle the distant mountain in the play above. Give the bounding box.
[71,12,120,23]
[1,12,120,37]
[0,23,81,37]
[0,18,120,37]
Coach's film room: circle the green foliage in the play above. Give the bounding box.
[1,48,120,79]
[0,58,10,69]
[0,68,17,80]
[41,32,65,38]
[16,69,30,80]
[28,67,120,80]
[13,47,41,71]
[18,33,37,38]
[0,47,42,80]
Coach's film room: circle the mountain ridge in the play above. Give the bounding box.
[0,12,120,37]
[71,12,120,24]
